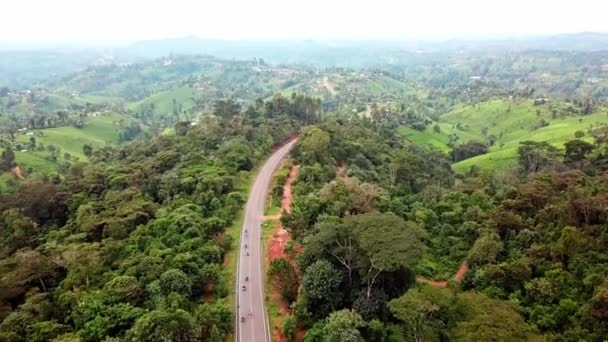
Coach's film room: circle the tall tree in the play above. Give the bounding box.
[82,144,93,158]
[347,212,427,299]
[126,309,198,342]
[453,292,533,341]
[322,310,366,342]
[0,147,15,171]
[564,139,594,164]
[517,140,559,173]
[194,302,232,340]
[213,99,241,119]
[297,127,332,165]
[389,286,462,342]
[301,260,343,320]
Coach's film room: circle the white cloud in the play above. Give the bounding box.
[2,0,607,44]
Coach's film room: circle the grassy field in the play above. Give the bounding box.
[397,121,484,153]
[14,151,59,173]
[14,112,136,174]
[398,99,608,173]
[38,94,114,112]
[1,93,116,116]
[129,86,197,115]
[357,74,417,97]
[276,73,417,102]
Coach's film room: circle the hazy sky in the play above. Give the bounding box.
[2,0,607,44]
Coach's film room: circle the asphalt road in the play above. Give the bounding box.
[235,139,297,342]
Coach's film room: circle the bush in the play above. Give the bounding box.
[282,315,296,342]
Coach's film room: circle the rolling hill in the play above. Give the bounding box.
[14,112,140,174]
[398,98,608,173]
[128,86,198,116]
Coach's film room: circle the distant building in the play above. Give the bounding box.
[469,76,482,80]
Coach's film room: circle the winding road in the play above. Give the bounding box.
[235,139,297,342]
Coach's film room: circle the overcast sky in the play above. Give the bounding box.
[2,0,607,45]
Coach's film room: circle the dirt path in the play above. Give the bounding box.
[336,161,346,178]
[453,261,469,282]
[416,261,469,288]
[281,165,299,213]
[322,76,336,96]
[202,283,214,303]
[364,104,372,118]
[11,165,24,179]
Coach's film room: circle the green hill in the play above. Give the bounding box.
[398,123,479,152]
[278,73,416,100]
[15,112,139,174]
[0,92,115,117]
[129,86,198,115]
[398,99,608,173]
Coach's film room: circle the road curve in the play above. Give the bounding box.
[235,139,298,342]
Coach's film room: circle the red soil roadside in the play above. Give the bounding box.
[266,164,303,342]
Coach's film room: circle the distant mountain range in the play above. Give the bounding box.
[117,32,608,67]
[121,37,403,66]
[1,32,607,88]
[430,32,608,52]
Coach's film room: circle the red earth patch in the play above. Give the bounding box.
[10,165,24,179]
[416,261,469,288]
[266,164,303,341]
